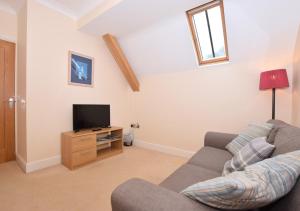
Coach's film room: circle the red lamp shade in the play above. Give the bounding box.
[259,69,289,90]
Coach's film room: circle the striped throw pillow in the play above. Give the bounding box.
[182,150,300,210]
[222,137,275,176]
[226,123,273,155]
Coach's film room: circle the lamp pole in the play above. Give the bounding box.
[272,88,275,120]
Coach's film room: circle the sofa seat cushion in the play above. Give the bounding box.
[188,147,232,173]
[160,164,219,193]
[112,178,218,211]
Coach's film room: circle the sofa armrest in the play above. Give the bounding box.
[204,132,237,150]
[111,178,211,211]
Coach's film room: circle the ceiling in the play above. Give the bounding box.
[91,0,300,75]
[1,0,300,76]
[37,0,107,19]
[0,0,107,19]
[78,0,205,37]
[0,0,25,14]
[0,0,205,33]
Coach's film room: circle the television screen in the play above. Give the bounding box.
[73,104,110,131]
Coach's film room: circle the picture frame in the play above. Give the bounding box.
[68,51,94,87]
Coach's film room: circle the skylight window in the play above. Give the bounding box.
[187,0,229,65]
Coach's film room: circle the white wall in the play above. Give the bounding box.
[16,2,28,163]
[24,0,132,162]
[121,0,300,151]
[292,25,300,126]
[0,10,17,42]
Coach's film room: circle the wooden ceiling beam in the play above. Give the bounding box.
[103,34,140,92]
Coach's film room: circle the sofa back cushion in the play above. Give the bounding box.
[267,120,300,156]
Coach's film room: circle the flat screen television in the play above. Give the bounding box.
[73,104,110,132]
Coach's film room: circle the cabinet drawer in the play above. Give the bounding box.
[72,148,96,167]
[72,135,96,152]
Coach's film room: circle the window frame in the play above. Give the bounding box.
[186,0,229,65]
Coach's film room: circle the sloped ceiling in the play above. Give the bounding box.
[79,0,300,75]
[78,0,209,75]
[78,0,206,36]
[118,13,198,75]
[3,0,300,76]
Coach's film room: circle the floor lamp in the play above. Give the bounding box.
[259,69,289,120]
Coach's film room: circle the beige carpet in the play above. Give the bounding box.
[0,147,186,211]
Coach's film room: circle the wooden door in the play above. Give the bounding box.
[0,40,15,164]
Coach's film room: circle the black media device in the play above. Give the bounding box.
[73,104,110,132]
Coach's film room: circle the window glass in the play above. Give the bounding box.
[207,6,226,58]
[193,12,214,60]
[187,0,229,65]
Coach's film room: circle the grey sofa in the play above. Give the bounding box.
[111,120,300,211]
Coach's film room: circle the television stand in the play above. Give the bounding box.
[92,128,102,131]
[61,127,123,170]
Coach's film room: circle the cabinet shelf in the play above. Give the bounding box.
[96,148,123,160]
[96,138,122,146]
[61,126,123,170]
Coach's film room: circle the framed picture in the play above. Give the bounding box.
[68,51,94,87]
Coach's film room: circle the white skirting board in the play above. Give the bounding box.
[26,155,61,173]
[15,141,194,173]
[16,154,61,173]
[134,140,195,158]
[16,153,26,172]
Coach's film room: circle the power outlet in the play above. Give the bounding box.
[131,123,140,129]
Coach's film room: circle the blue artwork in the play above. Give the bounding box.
[70,53,93,86]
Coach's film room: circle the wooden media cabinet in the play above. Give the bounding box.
[61,127,123,170]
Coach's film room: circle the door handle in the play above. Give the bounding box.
[8,97,16,103]
[7,96,16,108]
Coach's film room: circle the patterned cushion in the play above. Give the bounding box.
[226,123,273,155]
[182,151,300,210]
[222,137,275,176]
